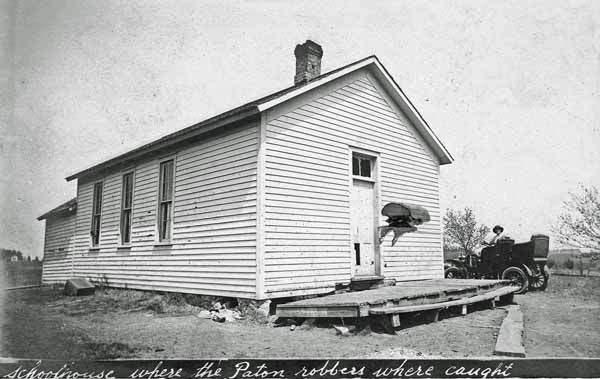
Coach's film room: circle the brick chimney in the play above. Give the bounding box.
[294,40,323,85]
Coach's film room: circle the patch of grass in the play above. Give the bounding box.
[0,261,42,288]
[164,291,187,306]
[144,293,199,314]
[47,287,226,317]
[182,293,222,308]
[48,288,157,315]
[545,275,600,302]
[84,342,140,359]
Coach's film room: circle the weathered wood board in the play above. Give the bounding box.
[276,278,516,318]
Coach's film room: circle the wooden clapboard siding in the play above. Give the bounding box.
[262,71,443,296]
[41,213,76,283]
[57,122,260,298]
[39,63,446,299]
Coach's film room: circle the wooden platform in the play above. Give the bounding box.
[276,278,517,319]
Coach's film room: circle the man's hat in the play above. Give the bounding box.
[493,225,504,233]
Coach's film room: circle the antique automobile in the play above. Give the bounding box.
[444,234,550,294]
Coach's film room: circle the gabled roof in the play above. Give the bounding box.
[66,55,452,181]
[37,198,77,220]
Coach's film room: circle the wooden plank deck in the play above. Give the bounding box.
[276,278,517,318]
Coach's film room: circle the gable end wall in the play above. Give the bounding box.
[261,69,443,298]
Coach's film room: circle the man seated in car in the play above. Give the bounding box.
[473,225,505,257]
[482,225,505,247]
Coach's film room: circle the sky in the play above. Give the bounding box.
[1,0,599,257]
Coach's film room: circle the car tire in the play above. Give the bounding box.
[502,266,529,294]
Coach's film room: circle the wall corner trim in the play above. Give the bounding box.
[255,112,268,300]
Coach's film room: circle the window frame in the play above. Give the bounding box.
[119,170,135,246]
[90,181,103,248]
[352,152,375,182]
[156,158,176,244]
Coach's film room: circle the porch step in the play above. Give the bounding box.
[350,275,385,291]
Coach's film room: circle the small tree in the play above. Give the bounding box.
[554,185,600,250]
[443,207,490,255]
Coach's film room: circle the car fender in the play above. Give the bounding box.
[520,264,533,278]
[445,259,466,271]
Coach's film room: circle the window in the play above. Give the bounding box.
[90,182,103,247]
[158,160,174,242]
[120,172,134,245]
[352,154,372,178]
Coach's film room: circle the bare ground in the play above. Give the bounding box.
[1,287,505,359]
[1,275,598,359]
[520,275,600,357]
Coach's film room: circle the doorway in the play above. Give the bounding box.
[350,152,379,277]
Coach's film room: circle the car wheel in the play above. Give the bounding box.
[529,265,549,291]
[502,266,529,294]
[445,267,466,279]
[529,265,548,291]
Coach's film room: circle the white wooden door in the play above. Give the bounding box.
[350,179,376,276]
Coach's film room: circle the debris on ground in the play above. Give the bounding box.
[256,301,271,323]
[333,324,356,337]
[298,318,316,330]
[191,301,244,322]
[237,299,272,323]
[212,314,226,323]
[196,310,212,319]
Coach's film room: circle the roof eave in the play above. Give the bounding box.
[37,198,77,221]
[368,58,453,165]
[65,53,453,182]
[65,106,261,182]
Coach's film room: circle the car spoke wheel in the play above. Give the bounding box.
[502,267,529,294]
[529,265,549,291]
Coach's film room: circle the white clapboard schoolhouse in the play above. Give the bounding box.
[38,41,453,300]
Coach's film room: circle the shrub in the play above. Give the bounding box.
[164,291,186,306]
[564,258,574,270]
[546,259,555,269]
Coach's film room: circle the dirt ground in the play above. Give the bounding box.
[520,275,600,357]
[1,275,598,359]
